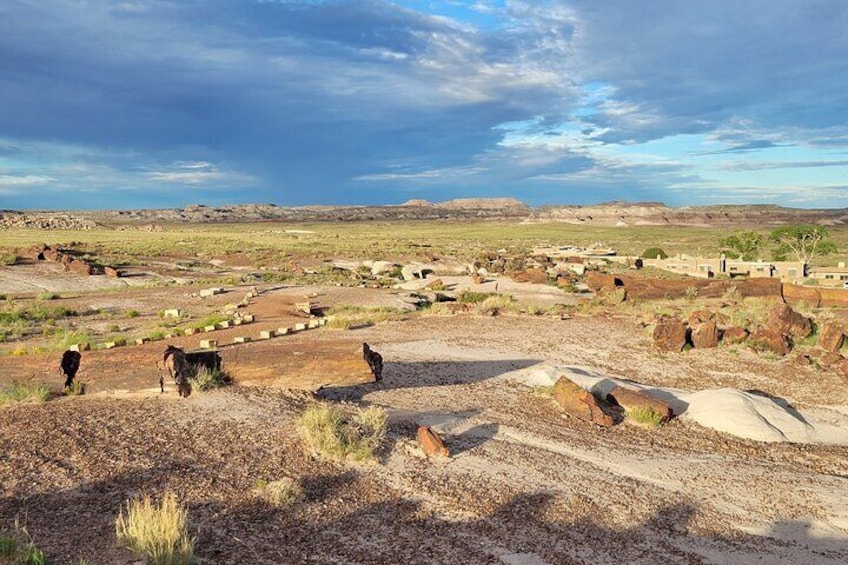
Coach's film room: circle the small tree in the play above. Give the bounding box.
[719,231,763,261]
[769,225,837,263]
[641,247,668,260]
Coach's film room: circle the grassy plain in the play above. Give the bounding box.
[2,221,847,267]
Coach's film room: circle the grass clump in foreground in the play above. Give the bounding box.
[188,367,231,392]
[296,403,387,463]
[625,405,665,427]
[252,477,305,507]
[0,383,51,406]
[0,521,47,565]
[115,493,195,565]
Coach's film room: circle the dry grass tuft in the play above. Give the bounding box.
[296,403,387,462]
[115,493,195,565]
[0,383,51,406]
[252,477,305,507]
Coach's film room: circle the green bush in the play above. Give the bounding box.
[641,248,668,260]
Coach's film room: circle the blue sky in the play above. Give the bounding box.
[1,0,847,209]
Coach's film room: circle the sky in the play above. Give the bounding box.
[1,0,847,210]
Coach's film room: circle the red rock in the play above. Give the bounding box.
[417,426,450,458]
[606,386,673,422]
[687,310,729,326]
[748,328,791,356]
[43,248,59,262]
[423,278,444,289]
[509,268,548,284]
[721,327,749,344]
[68,259,94,275]
[585,271,620,293]
[653,318,688,352]
[835,358,848,380]
[818,351,843,368]
[104,266,122,278]
[691,320,719,349]
[552,376,616,427]
[736,278,783,298]
[817,321,845,353]
[766,303,813,339]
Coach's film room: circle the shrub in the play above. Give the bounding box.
[64,380,86,396]
[125,309,141,318]
[0,522,46,565]
[626,406,665,427]
[457,291,493,304]
[189,367,231,392]
[475,294,516,315]
[641,248,668,260]
[252,477,305,507]
[296,403,387,463]
[36,292,59,301]
[0,383,51,406]
[115,493,195,565]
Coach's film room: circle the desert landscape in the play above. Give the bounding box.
[1,202,848,564]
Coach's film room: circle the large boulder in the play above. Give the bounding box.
[817,321,845,353]
[766,303,813,339]
[748,328,791,356]
[653,318,688,352]
[691,320,719,349]
[606,386,673,422]
[67,259,94,276]
[552,376,616,427]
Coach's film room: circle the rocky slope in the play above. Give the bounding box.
[4,200,848,227]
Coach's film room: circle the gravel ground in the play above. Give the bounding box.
[2,305,848,564]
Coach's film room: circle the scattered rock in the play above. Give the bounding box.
[721,327,749,344]
[766,303,813,339]
[653,318,688,352]
[687,310,729,326]
[748,329,791,356]
[585,271,620,293]
[606,386,673,422]
[509,268,548,284]
[417,426,450,458]
[104,266,121,278]
[691,320,719,349]
[817,321,845,353]
[552,376,616,427]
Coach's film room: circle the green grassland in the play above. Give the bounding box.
[1,221,847,267]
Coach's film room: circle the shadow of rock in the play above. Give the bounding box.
[318,358,540,403]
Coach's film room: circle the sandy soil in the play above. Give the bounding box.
[2,292,847,563]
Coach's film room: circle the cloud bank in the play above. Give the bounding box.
[1,0,846,208]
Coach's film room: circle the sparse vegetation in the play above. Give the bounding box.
[125,309,141,318]
[64,380,86,396]
[252,477,305,507]
[457,291,495,304]
[0,521,47,565]
[625,405,665,427]
[115,493,195,565]
[325,305,404,329]
[0,383,51,406]
[188,367,231,392]
[36,292,59,301]
[296,403,387,463]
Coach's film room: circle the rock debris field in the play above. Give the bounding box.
[1,283,848,564]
